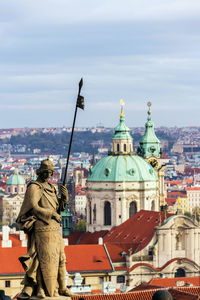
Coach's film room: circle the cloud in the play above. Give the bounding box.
[0,1,200,127]
[1,0,200,26]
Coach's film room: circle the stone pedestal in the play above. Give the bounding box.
[30,297,72,300]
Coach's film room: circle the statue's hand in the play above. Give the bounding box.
[60,184,68,201]
[52,211,62,223]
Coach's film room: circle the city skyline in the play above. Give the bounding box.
[1,0,200,128]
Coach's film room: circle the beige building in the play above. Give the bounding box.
[186,187,200,213]
[0,169,26,225]
[75,193,87,217]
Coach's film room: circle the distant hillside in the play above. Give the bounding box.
[0,130,177,155]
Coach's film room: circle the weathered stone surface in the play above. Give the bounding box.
[31,297,71,300]
[16,159,69,298]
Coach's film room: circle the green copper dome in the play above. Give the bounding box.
[6,169,25,185]
[112,115,132,140]
[88,155,157,182]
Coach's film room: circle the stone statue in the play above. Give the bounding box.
[16,159,74,299]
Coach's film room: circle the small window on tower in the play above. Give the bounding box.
[124,144,126,152]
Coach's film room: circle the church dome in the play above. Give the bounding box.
[6,169,25,185]
[88,154,157,182]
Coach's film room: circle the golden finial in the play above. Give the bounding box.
[120,99,125,117]
[147,101,152,115]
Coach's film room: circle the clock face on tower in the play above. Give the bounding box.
[148,157,158,169]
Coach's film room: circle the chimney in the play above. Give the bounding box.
[2,225,12,248]
[98,237,103,245]
[19,230,27,247]
[63,238,69,246]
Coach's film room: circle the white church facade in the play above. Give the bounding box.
[86,104,166,232]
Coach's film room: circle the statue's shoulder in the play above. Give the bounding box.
[27,180,44,190]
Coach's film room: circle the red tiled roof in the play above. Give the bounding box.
[105,243,132,262]
[66,231,109,245]
[148,276,200,287]
[0,233,22,247]
[71,290,159,300]
[104,210,172,254]
[0,246,25,274]
[186,187,200,191]
[167,191,187,198]
[165,198,177,206]
[65,231,84,244]
[0,244,112,274]
[177,287,200,297]
[65,245,113,272]
[71,288,199,300]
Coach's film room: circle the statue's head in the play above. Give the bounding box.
[36,159,54,178]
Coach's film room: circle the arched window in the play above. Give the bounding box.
[175,268,186,277]
[93,204,96,222]
[117,275,125,283]
[117,144,120,152]
[104,201,111,225]
[89,201,92,224]
[124,144,126,152]
[129,201,137,218]
[151,200,155,211]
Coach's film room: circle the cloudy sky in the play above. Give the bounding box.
[0,0,200,128]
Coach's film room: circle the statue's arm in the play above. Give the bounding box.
[29,184,59,224]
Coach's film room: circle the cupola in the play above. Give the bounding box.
[138,102,161,159]
[6,169,26,195]
[111,100,134,155]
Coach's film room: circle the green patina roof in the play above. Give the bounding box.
[140,116,160,144]
[88,155,158,182]
[112,115,132,140]
[61,208,73,217]
[6,169,25,185]
[138,115,161,158]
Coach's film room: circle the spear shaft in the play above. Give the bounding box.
[62,78,84,185]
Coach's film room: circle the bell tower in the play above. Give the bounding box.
[137,102,161,162]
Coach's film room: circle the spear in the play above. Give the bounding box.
[62,78,84,186]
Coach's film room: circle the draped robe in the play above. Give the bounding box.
[17,180,66,297]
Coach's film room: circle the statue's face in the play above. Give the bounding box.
[40,170,53,181]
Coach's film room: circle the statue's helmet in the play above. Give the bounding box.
[36,159,54,175]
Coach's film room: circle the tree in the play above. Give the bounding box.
[75,219,86,232]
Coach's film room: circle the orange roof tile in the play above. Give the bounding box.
[104,210,173,254]
[0,233,22,247]
[0,246,25,274]
[148,276,200,287]
[71,288,199,300]
[186,187,200,191]
[65,245,113,272]
[66,231,109,245]
[0,244,113,274]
